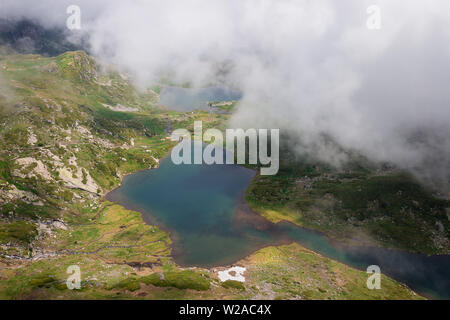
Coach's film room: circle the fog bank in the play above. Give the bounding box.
[3,0,450,192]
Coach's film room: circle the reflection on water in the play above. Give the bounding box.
[158,86,242,111]
[106,150,450,300]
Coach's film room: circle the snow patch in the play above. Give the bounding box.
[218,266,246,282]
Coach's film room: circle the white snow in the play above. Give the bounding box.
[218,266,246,282]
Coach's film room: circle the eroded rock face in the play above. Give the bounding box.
[13,157,52,181]
[52,220,67,230]
[57,167,99,194]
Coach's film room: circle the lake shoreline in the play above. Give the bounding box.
[103,147,450,300]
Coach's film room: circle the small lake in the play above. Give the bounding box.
[106,147,450,300]
[158,86,242,111]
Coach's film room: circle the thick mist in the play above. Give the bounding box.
[3,0,450,193]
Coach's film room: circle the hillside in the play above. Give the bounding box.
[0,48,181,259]
[246,151,450,254]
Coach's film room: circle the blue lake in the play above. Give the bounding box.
[106,148,450,300]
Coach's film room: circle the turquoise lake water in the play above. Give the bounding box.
[106,149,450,299]
[159,86,242,111]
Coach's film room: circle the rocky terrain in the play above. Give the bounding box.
[245,150,450,254]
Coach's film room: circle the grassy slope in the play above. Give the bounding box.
[240,243,422,300]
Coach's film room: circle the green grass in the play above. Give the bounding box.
[109,278,141,292]
[0,221,37,246]
[141,270,211,291]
